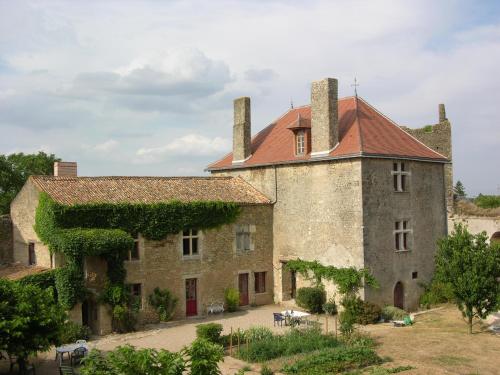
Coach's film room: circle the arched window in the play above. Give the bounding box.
[491,232,500,244]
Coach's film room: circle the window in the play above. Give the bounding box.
[130,283,142,309]
[392,162,409,192]
[412,271,418,279]
[296,130,305,155]
[255,272,266,293]
[129,239,140,260]
[28,242,36,265]
[50,252,55,268]
[236,224,251,251]
[394,220,411,251]
[182,229,199,257]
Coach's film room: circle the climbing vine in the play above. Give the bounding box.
[34,192,241,310]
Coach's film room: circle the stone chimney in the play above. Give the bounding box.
[311,78,339,157]
[54,161,78,177]
[439,103,447,123]
[232,97,252,164]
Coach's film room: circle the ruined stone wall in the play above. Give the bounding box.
[213,159,365,303]
[362,158,447,310]
[125,204,274,323]
[0,215,13,264]
[448,215,500,241]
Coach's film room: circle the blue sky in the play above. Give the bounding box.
[1,0,499,195]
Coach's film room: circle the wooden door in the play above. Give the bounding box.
[238,273,249,306]
[394,281,404,310]
[185,278,197,316]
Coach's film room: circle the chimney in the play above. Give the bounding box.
[311,78,339,157]
[54,161,78,177]
[439,103,447,122]
[232,97,251,164]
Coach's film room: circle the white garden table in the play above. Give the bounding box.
[281,310,311,326]
[55,343,88,365]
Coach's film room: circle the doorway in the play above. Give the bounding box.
[291,271,297,299]
[81,298,98,333]
[394,281,404,310]
[185,278,198,316]
[238,273,249,306]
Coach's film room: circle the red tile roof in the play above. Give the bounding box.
[207,97,447,170]
[30,176,271,205]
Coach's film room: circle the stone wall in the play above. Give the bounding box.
[0,215,13,264]
[448,215,500,241]
[124,204,274,323]
[362,158,447,310]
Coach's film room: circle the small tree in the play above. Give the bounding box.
[454,180,466,199]
[436,224,500,333]
[148,287,178,321]
[0,279,66,372]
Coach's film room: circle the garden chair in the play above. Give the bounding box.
[273,312,285,326]
[59,365,76,375]
[71,347,87,366]
[75,339,87,344]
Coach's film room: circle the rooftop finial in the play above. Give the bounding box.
[290,97,294,109]
[351,77,360,98]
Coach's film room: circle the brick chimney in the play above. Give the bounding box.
[311,78,339,157]
[232,97,252,164]
[439,103,447,123]
[54,161,77,177]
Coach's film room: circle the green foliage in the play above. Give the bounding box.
[237,327,340,362]
[261,365,274,375]
[80,345,186,375]
[0,279,66,371]
[381,306,407,321]
[474,194,500,209]
[196,323,223,344]
[243,326,273,342]
[454,180,466,199]
[339,296,362,336]
[0,151,59,214]
[435,223,500,333]
[419,280,454,308]
[184,338,224,375]
[323,298,338,316]
[423,125,434,133]
[17,269,57,292]
[282,345,382,374]
[99,283,137,333]
[356,301,382,325]
[148,287,178,321]
[33,191,241,313]
[225,287,240,312]
[296,287,326,313]
[58,321,91,344]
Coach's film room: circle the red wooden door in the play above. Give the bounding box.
[185,278,197,316]
[394,281,404,310]
[239,273,249,306]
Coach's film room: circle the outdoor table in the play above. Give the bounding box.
[55,343,88,365]
[281,310,311,326]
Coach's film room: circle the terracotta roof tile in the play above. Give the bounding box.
[0,263,49,281]
[30,176,271,205]
[208,97,447,170]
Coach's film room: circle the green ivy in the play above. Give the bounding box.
[34,192,241,310]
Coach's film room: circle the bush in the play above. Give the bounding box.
[185,338,224,375]
[225,287,240,312]
[58,321,92,344]
[322,298,338,316]
[474,194,500,209]
[419,280,454,308]
[148,287,178,321]
[243,326,273,342]
[381,306,406,321]
[339,296,362,336]
[196,323,223,344]
[356,301,381,325]
[296,287,326,314]
[261,365,274,375]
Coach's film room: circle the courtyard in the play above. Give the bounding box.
[3,303,498,375]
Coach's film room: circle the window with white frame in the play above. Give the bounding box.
[392,162,409,192]
[296,130,305,155]
[236,224,251,251]
[394,220,411,251]
[182,229,199,257]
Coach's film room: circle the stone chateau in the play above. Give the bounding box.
[4,77,452,335]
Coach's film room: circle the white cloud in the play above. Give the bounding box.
[83,139,119,153]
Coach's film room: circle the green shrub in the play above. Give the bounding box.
[356,301,381,325]
[58,321,91,344]
[419,280,454,308]
[261,365,274,375]
[243,326,273,342]
[474,194,500,209]
[339,296,363,336]
[148,287,178,321]
[381,306,406,321]
[322,298,338,316]
[225,287,240,312]
[296,287,326,314]
[185,338,224,375]
[282,346,382,374]
[196,323,223,344]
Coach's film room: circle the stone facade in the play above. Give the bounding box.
[0,215,13,264]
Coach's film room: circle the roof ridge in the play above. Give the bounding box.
[31,175,234,180]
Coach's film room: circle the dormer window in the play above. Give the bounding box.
[296,130,305,155]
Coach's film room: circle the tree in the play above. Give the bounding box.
[435,224,500,333]
[0,279,66,372]
[454,180,466,199]
[0,152,60,214]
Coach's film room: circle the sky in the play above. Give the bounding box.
[1,0,499,195]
